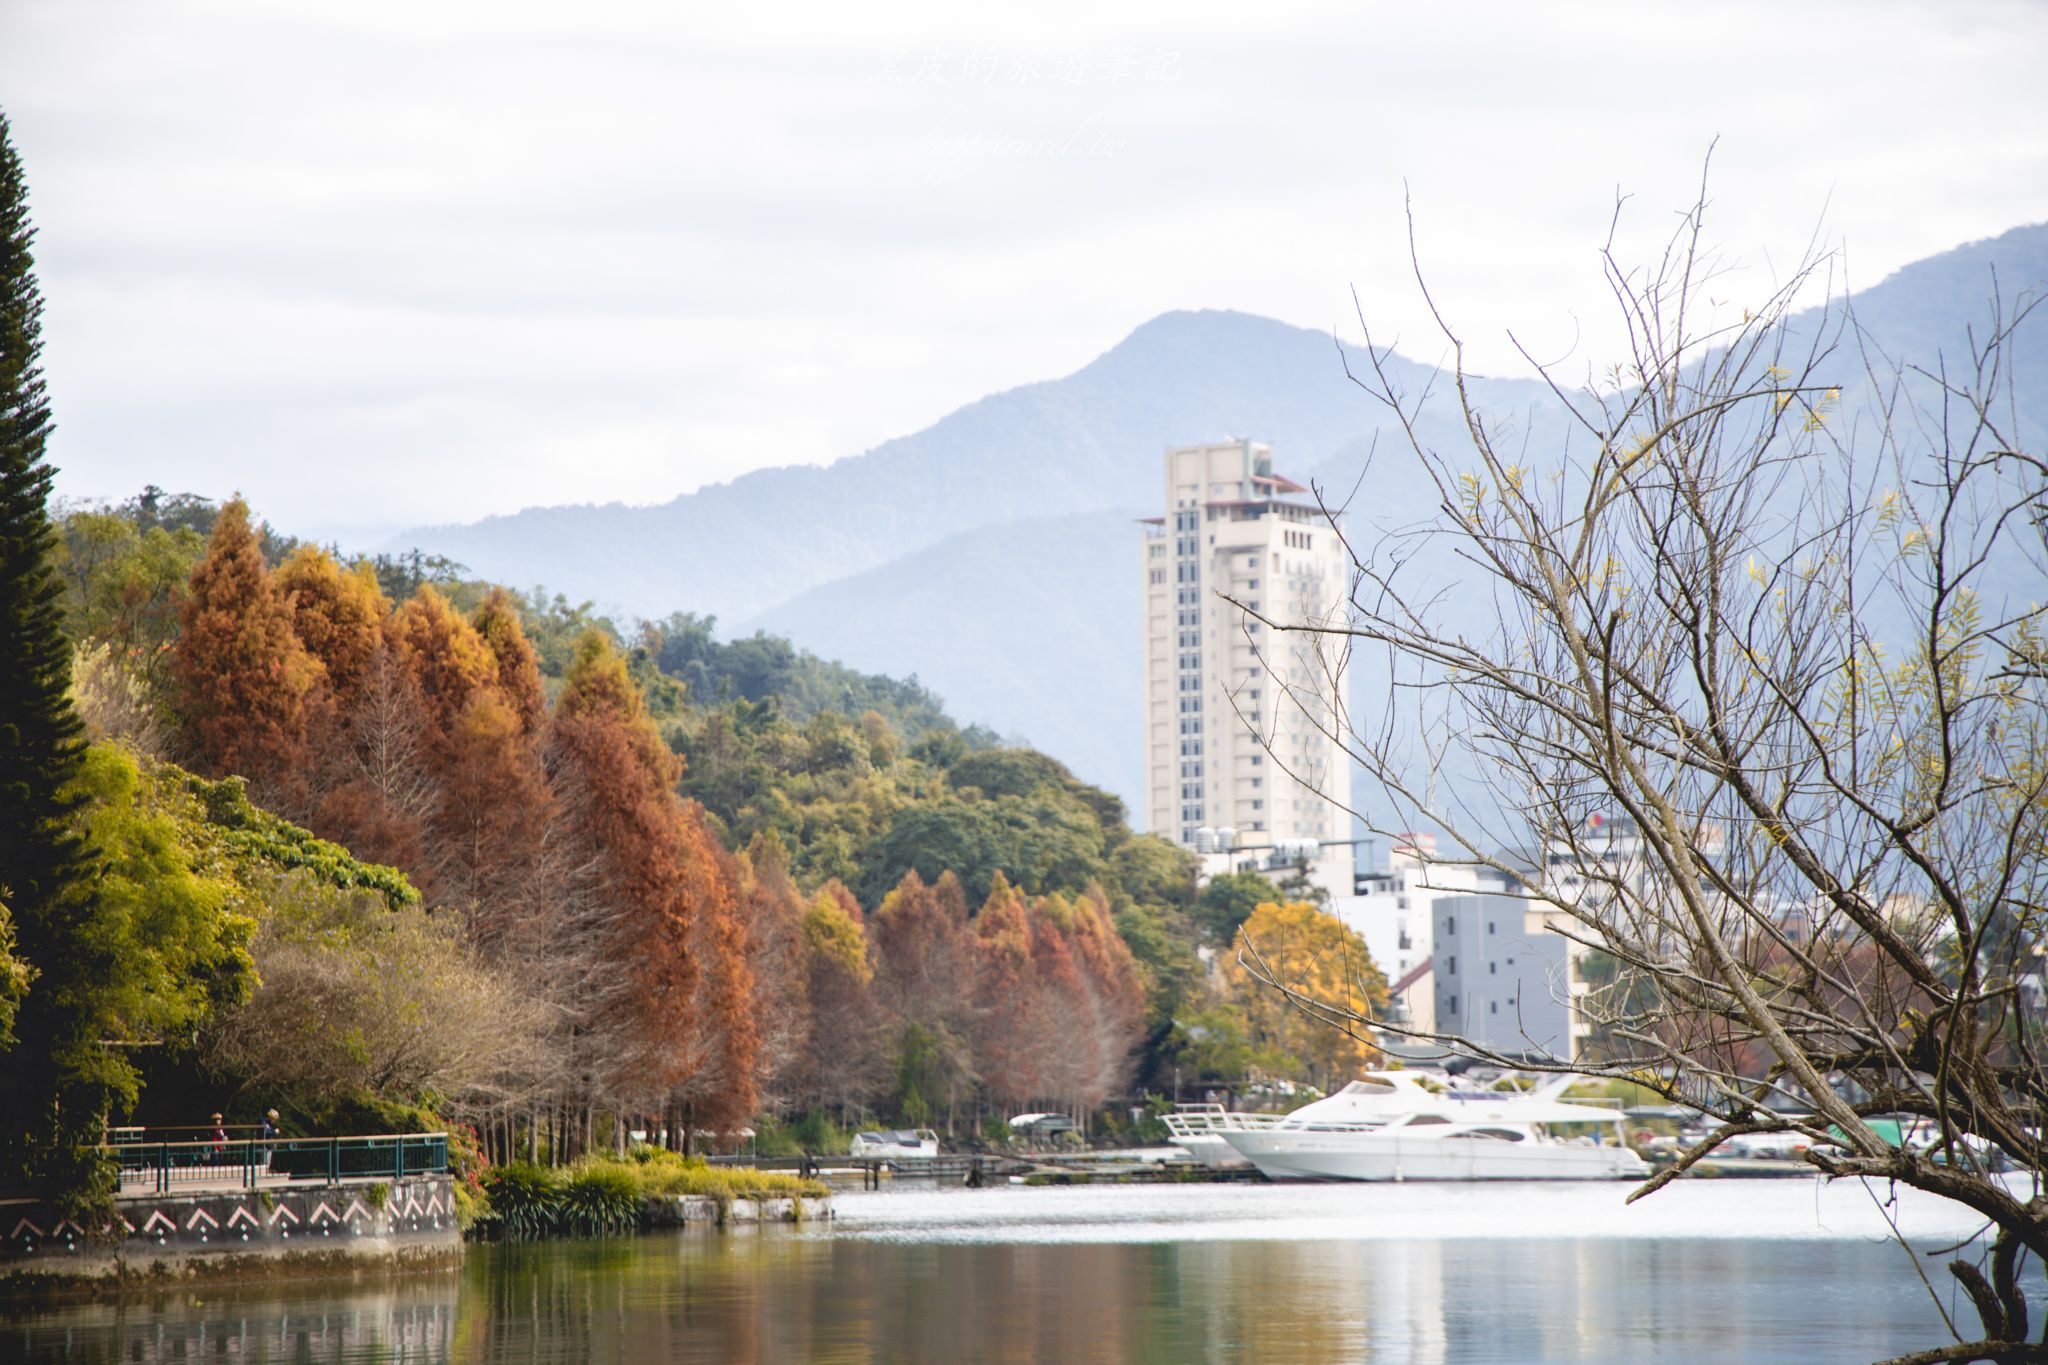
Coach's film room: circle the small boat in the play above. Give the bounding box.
[849,1128,941,1160]
[1219,1072,1650,1182]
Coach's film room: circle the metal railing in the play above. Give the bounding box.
[106,1133,449,1194]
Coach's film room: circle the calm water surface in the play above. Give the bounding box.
[7,1177,2024,1363]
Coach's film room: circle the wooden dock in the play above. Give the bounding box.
[708,1153,1260,1189]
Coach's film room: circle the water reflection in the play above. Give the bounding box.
[3,1182,1985,1364]
[8,1276,459,1363]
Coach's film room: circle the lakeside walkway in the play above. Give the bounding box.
[106,1132,450,1197]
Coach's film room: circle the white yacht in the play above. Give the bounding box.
[1219,1073,1650,1182]
[1168,1076,1449,1167]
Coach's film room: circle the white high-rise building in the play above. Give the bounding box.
[1139,439,1353,901]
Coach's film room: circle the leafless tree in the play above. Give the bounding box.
[1242,178,2048,1365]
[207,873,551,1117]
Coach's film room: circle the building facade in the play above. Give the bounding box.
[1331,833,1522,1035]
[1140,439,1353,901]
[1430,892,1574,1060]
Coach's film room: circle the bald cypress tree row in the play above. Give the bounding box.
[0,109,108,1203]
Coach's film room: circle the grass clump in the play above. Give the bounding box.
[560,1166,640,1236]
[482,1161,561,1240]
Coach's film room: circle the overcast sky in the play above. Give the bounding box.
[4,0,2045,547]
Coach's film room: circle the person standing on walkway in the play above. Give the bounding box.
[208,1112,229,1164]
[259,1109,279,1170]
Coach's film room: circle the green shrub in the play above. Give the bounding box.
[364,1181,390,1210]
[611,1148,823,1201]
[483,1162,561,1240]
[477,1153,820,1241]
[451,1178,489,1232]
[560,1165,641,1236]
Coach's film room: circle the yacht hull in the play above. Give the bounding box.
[1223,1130,1648,1181]
[1170,1134,1251,1168]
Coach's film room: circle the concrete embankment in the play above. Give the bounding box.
[639,1194,827,1228]
[1,1174,461,1297]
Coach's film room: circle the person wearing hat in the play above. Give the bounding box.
[259,1109,280,1171]
[209,1112,228,1164]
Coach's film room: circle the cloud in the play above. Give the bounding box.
[5,0,2045,546]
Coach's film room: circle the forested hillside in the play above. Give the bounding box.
[19,487,1376,1203]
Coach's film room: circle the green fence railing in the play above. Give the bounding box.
[106,1133,449,1194]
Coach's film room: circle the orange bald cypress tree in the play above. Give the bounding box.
[380,585,551,914]
[389,586,496,734]
[796,879,886,1121]
[172,499,318,802]
[674,826,759,1137]
[1065,886,1146,1109]
[733,832,809,1111]
[871,870,977,1129]
[275,548,384,702]
[972,873,1043,1107]
[471,589,545,736]
[546,630,705,1109]
[271,547,433,871]
[871,870,975,1033]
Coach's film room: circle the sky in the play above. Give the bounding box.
[4,0,2045,548]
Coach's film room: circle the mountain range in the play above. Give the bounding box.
[392,224,2048,825]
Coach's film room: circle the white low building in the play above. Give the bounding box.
[1328,833,1520,1036]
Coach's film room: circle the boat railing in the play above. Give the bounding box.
[1162,1111,1284,1137]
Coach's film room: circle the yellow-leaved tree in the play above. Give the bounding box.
[1224,902,1388,1092]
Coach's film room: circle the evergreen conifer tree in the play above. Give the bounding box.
[0,109,106,1200]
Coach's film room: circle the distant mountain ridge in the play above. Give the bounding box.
[394,310,1565,624]
[395,225,2048,821]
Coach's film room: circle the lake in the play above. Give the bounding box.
[5,1176,2020,1363]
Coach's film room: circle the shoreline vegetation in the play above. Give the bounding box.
[476,1148,828,1241]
